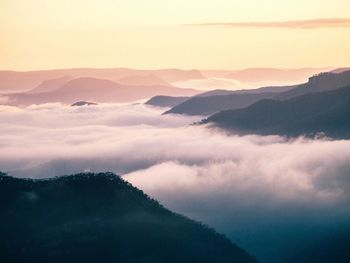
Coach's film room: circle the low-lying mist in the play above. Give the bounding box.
[1,102,350,262]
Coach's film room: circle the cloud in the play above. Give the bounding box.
[190,18,350,29]
[172,77,304,91]
[1,102,350,262]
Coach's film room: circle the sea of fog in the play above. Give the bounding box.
[1,102,350,262]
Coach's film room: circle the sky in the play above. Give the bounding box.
[1,0,350,70]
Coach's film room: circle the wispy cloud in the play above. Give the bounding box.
[189,18,350,29]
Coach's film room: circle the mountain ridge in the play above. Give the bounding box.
[165,70,350,116]
[203,85,350,139]
[4,77,200,106]
[0,172,257,263]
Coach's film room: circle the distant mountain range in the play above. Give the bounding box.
[203,85,350,139]
[0,68,204,93]
[4,77,200,106]
[0,67,329,94]
[0,172,256,263]
[116,74,173,87]
[27,76,73,94]
[165,70,350,116]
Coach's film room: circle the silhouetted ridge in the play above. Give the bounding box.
[164,70,350,116]
[164,86,296,116]
[164,92,277,116]
[0,172,256,263]
[204,85,350,139]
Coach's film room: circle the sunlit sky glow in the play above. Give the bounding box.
[1,0,349,70]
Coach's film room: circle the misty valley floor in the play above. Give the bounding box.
[1,102,350,262]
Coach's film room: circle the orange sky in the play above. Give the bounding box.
[1,0,349,70]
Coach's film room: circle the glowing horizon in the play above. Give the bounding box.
[1,0,349,70]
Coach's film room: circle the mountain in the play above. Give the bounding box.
[165,70,350,116]
[145,95,190,108]
[203,85,350,139]
[276,70,350,100]
[0,172,256,263]
[194,89,238,97]
[196,85,295,97]
[0,68,203,93]
[164,92,278,116]
[27,76,73,94]
[5,77,200,106]
[116,74,173,87]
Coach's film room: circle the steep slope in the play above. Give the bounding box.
[204,86,350,139]
[116,74,172,87]
[145,95,190,108]
[0,172,256,263]
[6,77,200,106]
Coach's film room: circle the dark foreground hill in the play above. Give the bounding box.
[204,85,350,139]
[0,172,256,263]
[283,229,350,263]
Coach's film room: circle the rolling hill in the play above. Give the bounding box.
[0,172,256,263]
